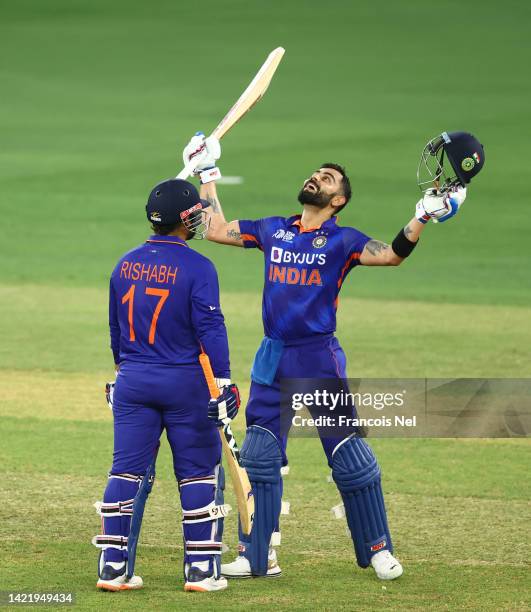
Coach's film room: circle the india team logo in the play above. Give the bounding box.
[312,235,327,249]
[461,157,475,172]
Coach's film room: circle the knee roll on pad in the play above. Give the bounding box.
[240,426,282,576]
[332,436,392,568]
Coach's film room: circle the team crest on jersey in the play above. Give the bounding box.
[272,229,295,243]
[312,235,327,249]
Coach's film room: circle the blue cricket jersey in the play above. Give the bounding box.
[109,235,230,377]
[239,215,371,341]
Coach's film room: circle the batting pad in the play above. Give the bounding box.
[180,464,226,579]
[239,425,283,575]
[332,436,393,568]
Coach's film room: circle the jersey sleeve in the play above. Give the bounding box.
[340,227,372,279]
[191,259,231,378]
[108,276,121,364]
[238,219,267,250]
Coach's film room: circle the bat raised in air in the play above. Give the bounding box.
[199,352,254,535]
[177,46,285,180]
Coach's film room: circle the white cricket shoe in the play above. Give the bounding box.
[370,550,403,580]
[96,561,143,591]
[221,548,281,578]
[184,566,228,592]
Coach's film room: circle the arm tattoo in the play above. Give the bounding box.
[206,195,221,214]
[227,228,241,240]
[403,224,413,238]
[366,239,390,256]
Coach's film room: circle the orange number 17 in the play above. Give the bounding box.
[121,285,169,345]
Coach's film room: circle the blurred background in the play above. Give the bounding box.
[1,1,529,608]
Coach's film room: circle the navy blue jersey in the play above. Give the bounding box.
[109,235,230,377]
[239,215,371,341]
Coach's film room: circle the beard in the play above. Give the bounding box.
[297,185,331,208]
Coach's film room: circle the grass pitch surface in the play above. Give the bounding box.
[1,1,530,610]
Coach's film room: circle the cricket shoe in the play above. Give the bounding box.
[184,567,228,592]
[370,550,403,580]
[96,561,143,591]
[221,548,281,579]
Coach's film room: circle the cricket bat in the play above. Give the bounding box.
[177,47,285,180]
[199,353,254,535]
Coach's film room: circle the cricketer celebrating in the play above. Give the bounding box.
[93,179,241,592]
[182,130,484,581]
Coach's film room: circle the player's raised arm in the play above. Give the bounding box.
[181,133,244,247]
[201,182,245,247]
[360,187,467,266]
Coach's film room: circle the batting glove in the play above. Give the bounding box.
[182,132,222,183]
[208,383,240,427]
[105,381,115,410]
[415,186,467,224]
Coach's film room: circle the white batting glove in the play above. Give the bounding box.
[105,381,115,410]
[415,186,467,224]
[182,132,222,183]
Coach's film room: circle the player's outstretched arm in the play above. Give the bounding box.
[200,181,245,247]
[360,218,423,266]
[360,186,467,266]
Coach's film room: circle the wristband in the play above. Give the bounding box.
[215,377,231,389]
[200,167,222,184]
[391,228,417,258]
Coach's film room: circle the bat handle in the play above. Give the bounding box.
[175,159,197,181]
[199,352,221,399]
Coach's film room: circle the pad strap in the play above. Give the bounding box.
[179,474,216,488]
[108,472,143,484]
[92,535,128,550]
[182,502,232,524]
[185,540,223,556]
[94,499,134,517]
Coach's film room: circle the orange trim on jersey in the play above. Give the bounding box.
[146,239,188,247]
[291,218,322,233]
[241,233,260,244]
[337,252,361,289]
[241,233,263,250]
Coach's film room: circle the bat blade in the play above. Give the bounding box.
[199,353,255,535]
[176,47,285,180]
[211,46,285,140]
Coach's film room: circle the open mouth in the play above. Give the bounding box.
[305,180,318,193]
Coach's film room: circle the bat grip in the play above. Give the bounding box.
[175,159,197,181]
[199,353,221,399]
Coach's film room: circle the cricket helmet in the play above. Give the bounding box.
[146,179,210,239]
[417,131,485,193]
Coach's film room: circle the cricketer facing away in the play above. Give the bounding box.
[182,130,484,580]
[93,179,241,592]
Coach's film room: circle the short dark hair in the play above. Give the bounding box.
[321,162,352,214]
[151,221,182,235]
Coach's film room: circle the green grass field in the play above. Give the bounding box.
[1,0,530,610]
